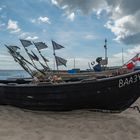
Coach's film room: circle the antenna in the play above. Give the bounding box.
[104,38,107,59]
[74,58,75,69]
[122,48,124,65]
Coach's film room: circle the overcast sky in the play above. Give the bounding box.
[0,0,140,70]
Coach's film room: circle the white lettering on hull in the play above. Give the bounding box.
[118,74,140,88]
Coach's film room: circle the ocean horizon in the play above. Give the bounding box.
[0,70,30,80]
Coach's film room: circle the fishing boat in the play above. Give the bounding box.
[0,69,139,112]
[1,39,140,112]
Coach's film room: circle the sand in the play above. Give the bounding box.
[0,100,140,140]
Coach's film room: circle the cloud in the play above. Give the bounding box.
[52,0,106,14]
[51,0,107,21]
[67,58,93,70]
[105,3,140,45]
[101,0,140,45]
[52,0,140,45]
[38,16,51,24]
[25,36,39,40]
[30,19,36,23]
[0,52,21,70]
[48,57,94,70]
[110,45,140,66]
[7,19,21,33]
[18,30,39,41]
[84,34,96,40]
[31,16,51,24]
[6,19,38,41]
[67,12,75,21]
[51,0,58,5]
[18,32,30,38]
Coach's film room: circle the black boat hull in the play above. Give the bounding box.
[0,70,140,112]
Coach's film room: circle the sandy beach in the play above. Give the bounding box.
[0,99,139,140]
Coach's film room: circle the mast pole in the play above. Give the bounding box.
[122,47,124,65]
[22,45,37,68]
[33,42,49,69]
[6,46,34,78]
[104,38,108,68]
[105,39,107,59]
[22,56,46,75]
[74,58,75,69]
[53,48,59,72]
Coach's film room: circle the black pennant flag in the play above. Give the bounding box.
[20,39,32,47]
[55,56,67,67]
[31,51,39,61]
[34,42,48,50]
[52,40,64,50]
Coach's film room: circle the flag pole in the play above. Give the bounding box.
[53,47,59,72]
[20,39,37,68]
[6,46,34,78]
[19,54,46,75]
[23,45,37,68]
[51,40,67,72]
[33,42,50,69]
[52,40,59,72]
[19,39,47,75]
[16,58,34,78]
[31,50,50,73]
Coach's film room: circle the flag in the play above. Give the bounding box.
[137,57,140,61]
[34,42,48,50]
[5,45,15,54]
[17,58,33,76]
[6,45,29,71]
[55,56,67,67]
[52,40,64,50]
[6,45,20,58]
[31,51,39,61]
[126,62,135,70]
[28,52,38,61]
[9,45,20,52]
[131,54,140,62]
[18,54,33,66]
[20,39,32,47]
[123,53,140,68]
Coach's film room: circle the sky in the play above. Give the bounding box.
[0,0,140,70]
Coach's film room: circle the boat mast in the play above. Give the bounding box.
[52,40,67,72]
[104,39,107,60]
[20,39,36,68]
[33,42,50,69]
[122,48,124,65]
[53,48,59,71]
[104,38,108,68]
[74,58,75,69]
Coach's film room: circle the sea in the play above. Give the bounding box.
[0,70,30,80]
[0,70,140,140]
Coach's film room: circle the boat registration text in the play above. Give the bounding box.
[119,73,140,88]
